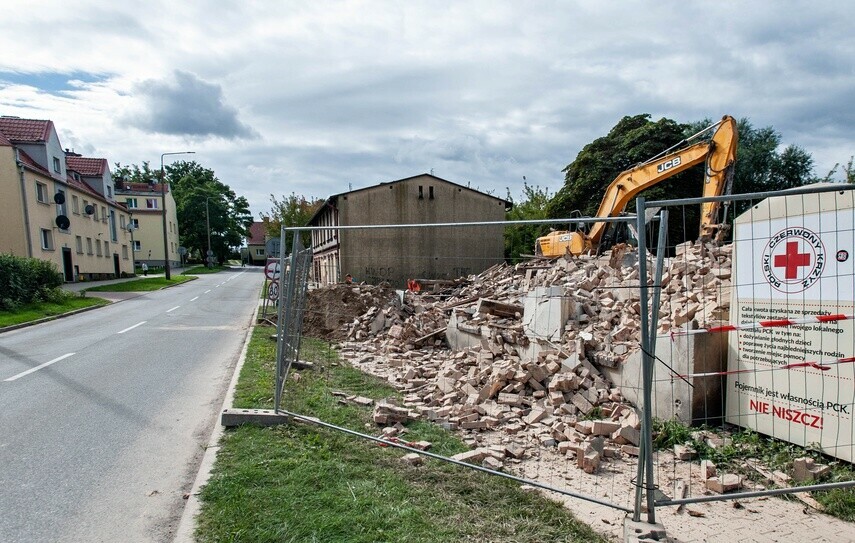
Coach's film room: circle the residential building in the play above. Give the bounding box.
[307,173,510,287]
[246,221,268,265]
[114,182,181,269]
[0,116,134,281]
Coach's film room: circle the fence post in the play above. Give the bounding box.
[632,197,657,524]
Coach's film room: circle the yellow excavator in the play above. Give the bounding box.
[536,114,738,257]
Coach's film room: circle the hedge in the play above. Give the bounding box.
[0,254,64,310]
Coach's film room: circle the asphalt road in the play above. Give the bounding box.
[0,267,263,542]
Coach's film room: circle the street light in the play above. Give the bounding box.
[205,196,214,268]
[127,211,136,274]
[160,151,194,279]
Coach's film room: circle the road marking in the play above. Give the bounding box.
[205,290,211,294]
[190,296,199,302]
[117,321,146,334]
[5,353,75,382]
[166,306,180,313]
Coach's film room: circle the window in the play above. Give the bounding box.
[418,185,424,199]
[104,242,110,256]
[101,206,107,222]
[429,186,434,200]
[131,218,140,230]
[133,240,141,252]
[126,198,138,209]
[82,199,90,217]
[107,186,112,198]
[255,248,265,256]
[122,245,128,259]
[120,215,126,229]
[96,240,102,256]
[86,238,93,255]
[52,156,61,173]
[36,182,49,203]
[75,236,83,254]
[72,195,80,214]
[40,229,54,250]
[146,198,158,209]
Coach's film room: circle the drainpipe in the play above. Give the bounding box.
[15,149,34,258]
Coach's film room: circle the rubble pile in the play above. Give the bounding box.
[322,241,733,473]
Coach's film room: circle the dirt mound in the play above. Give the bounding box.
[303,283,400,340]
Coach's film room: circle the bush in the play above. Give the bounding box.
[0,254,64,310]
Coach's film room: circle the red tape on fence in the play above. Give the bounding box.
[664,313,853,338]
[672,356,855,380]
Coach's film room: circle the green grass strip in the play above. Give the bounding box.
[0,296,108,327]
[184,265,227,274]
[84,275,195,292]
[197,326,607,543]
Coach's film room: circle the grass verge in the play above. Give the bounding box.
[184,265,226,274]
[196,326,608,542]
[0,295,108,327]
[83,275,195,292]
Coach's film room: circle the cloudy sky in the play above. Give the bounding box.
[1,1,853,218]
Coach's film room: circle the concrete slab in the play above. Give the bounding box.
[623,516,670,542]
[221,408,290,428]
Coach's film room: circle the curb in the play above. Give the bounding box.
[173,303,260,542]
[0,299,111,334]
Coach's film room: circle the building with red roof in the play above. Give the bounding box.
[246,221,269,265]
[0,116,139,280]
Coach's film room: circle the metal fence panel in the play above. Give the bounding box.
[635,184,855,516]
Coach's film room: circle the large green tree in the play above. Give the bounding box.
[547,114,693,220]
[165,161,253,263]
[259,193,324,250]
[547,114,816,246]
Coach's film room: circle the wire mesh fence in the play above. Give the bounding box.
[270,185,855,536]
[276,216,655,524]
[635,184,855,517]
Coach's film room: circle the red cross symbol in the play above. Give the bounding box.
[774,241,811,279]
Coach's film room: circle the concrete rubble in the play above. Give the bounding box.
[311,241,733,475]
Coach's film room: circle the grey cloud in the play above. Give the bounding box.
[127,70,256,139]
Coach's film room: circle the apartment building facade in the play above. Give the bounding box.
[0,116,145,281]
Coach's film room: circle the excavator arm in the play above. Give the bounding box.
[549,115,738,256]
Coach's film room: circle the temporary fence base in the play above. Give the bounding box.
[623,517,668,543]
[221,408,290,428]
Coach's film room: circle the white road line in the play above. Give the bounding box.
[5,353,75,382]
[117,321,146,334]
[215,284,221,288]
[166,306,180,313]
[190,296,199,302]
[204,290,211,294]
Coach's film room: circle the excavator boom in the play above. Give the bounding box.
[536,115,737,257]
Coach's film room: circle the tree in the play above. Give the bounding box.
[259,193,325,251]
[547,114,693,220]
[504,182,551,262]
[548,114,817,246]
[112,161,159,187]
[164,161,253,263]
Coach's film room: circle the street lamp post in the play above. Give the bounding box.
[205,196,213,268]
[128,211,136,274]
[160,151,194,279]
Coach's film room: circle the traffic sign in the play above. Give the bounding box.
[207,249,214,256]
[264,261,281,280]
[267,280,279,301]
[265,237,281,258]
